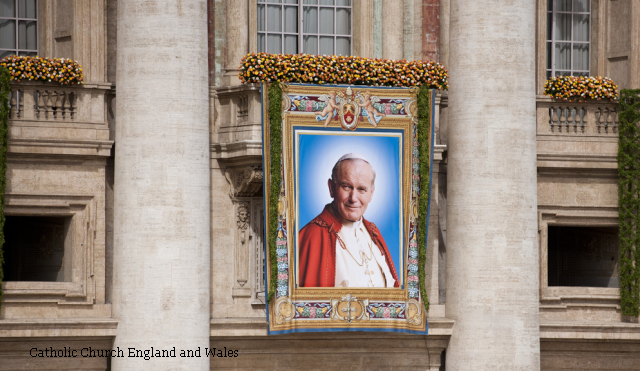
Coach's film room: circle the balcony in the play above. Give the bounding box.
[7,81,113,157]
[536,96,619,171]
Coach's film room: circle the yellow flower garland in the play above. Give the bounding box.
[544,76,617,101]
[0,55,84,85]
[239,53,448,89]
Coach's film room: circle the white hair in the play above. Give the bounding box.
[330,153,376,185]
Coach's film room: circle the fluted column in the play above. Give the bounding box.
[446,0,540,370]
[223,0,249,85]
[382,0,403,60]
[113,1,210,370]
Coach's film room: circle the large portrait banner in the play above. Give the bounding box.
[262,83,435,334]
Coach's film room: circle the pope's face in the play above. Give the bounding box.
[328,159,375,223]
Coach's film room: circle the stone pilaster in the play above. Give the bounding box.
[223,0,249,86]
[445,0,540,369]
[382,0,403,60]
[422,0,440,62]
[112,1,210,370]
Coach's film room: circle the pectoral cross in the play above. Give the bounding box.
[341,294,358,323]
[362,252,375,286]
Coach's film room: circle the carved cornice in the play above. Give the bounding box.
[211,140,263,159]
[225,165,264,197]
[8,138,113,157]
[211,83,260,99]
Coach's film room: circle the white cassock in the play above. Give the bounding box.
[334,218,396,288]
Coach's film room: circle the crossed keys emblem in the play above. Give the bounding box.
[331,294,370,323]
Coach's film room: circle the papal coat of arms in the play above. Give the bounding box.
[315,87,387,130]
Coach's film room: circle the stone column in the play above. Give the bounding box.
[113,1,210,370]
[446,0,540,369]
[382,0,403,60]
[223,0,249,86]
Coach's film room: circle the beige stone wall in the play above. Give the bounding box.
[541,340,640,370]
[208,334,447,371]
[38,0,108,83]
[0,338,112,371]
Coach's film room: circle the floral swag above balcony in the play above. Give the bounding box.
[0,55,84,85]
[544,76,618,101]
[239,52,448,89]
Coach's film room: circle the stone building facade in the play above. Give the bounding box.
[0,0,638,370]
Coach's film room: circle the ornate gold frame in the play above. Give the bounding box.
[263,84,430,334]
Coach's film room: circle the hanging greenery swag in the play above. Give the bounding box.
[264,81,433,311]
[0,67,10,311]
[417,85,431,312]
[619,89,640,317]
[266,82,283,303]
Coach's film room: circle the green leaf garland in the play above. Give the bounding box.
[417,86,431,313]
[0,67,10,311]
[267,83,283,302]
[619,89,640,317]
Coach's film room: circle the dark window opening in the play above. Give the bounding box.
[548,226,619,287]
[3,215,71,282]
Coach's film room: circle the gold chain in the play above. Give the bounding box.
[338,229,374,266]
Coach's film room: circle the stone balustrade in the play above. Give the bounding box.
[537,97,619,135]
[7,81,113,157]
[10,87,77,122]
[9,81,111,124]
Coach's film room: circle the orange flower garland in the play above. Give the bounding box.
[0,55,84,85]
[544,76,617,101]
[239,53,448,89]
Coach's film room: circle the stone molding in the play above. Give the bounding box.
[8,138,113,157]
[538,205,621,319]
[0,319,117,338]
[2,194,99,306]
[537,152,618,171]
[225,166,263,198]
[540,320,640,340]
[211,140,262,159]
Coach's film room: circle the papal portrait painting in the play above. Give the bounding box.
[264,83,432,334]
[294,131,404,288]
